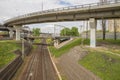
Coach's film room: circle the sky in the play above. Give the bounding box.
[0,0,100,33]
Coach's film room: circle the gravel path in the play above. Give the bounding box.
[56,46,101,80]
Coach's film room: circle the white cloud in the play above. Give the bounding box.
[0,0,99,21]
[0,0,100,32]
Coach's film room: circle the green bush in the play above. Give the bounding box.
[79,49,120,80]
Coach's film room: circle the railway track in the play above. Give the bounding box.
[16,39,59,80]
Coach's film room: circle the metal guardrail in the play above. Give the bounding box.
[4,0,120,24]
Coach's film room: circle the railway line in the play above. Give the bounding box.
[15,39,59,80]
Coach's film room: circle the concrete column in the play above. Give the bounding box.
[89,18,97,47]
[14,25,21,40]
[9,30,14,38]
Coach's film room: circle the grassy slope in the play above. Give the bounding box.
[49,38,120,57]
[79,49,120,80]
[97,39,120,45]
[49,38,89,57]
[49,38,120,80]
[79,39,120,80]
[0,40,21,69]
[98,39,120,54]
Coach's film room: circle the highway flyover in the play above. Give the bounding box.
[3,0,120,47]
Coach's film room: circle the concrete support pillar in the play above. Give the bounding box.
[89,18,97,47]
[9,30,14,38]
[14,25,21,40]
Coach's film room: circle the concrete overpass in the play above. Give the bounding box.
[0,27,9,31]
[3,0,120,47]
[0,26,31,39]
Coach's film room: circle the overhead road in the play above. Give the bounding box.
[0,27,9,31]
[3,0,120,47]
[0,26,31,39]
[4,0,120,26]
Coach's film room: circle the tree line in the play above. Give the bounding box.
[60,27,79,36]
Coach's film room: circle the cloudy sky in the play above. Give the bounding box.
[0,0,100,33]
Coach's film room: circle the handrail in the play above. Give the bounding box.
[4,0,120,24]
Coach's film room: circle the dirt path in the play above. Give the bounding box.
[55,46,101,80]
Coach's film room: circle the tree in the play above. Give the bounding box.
[32,28,40,36]
[102,19,106,40]
[60,27,79,36]
[60,28,71,36]
[71,27,79,36]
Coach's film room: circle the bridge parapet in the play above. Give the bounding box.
[4,0,120,25]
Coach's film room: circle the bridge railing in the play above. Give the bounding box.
[4,0,120,24]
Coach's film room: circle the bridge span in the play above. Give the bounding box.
[3,0,120,47]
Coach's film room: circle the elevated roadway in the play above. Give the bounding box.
[3,0,120,47]
[0,27,9,31]
[4,0,120,26]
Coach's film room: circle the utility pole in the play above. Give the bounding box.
[114,19,117,40]
[86,20,89,39]
[79,25,83,37]
[54,24,55,37]
[41,1,43,11]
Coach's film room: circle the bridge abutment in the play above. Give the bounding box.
[89,18,97,47]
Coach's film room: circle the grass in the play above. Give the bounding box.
[79,48,120,80]
[0,40,21,69]
[46,38,53,44]
[97,39,120,45]
[49,38,120,80]
[49,38,90,57]
[33,39,41,49]
[49,38,120,57]
[34,39,41,43]
[97,39,120,55]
